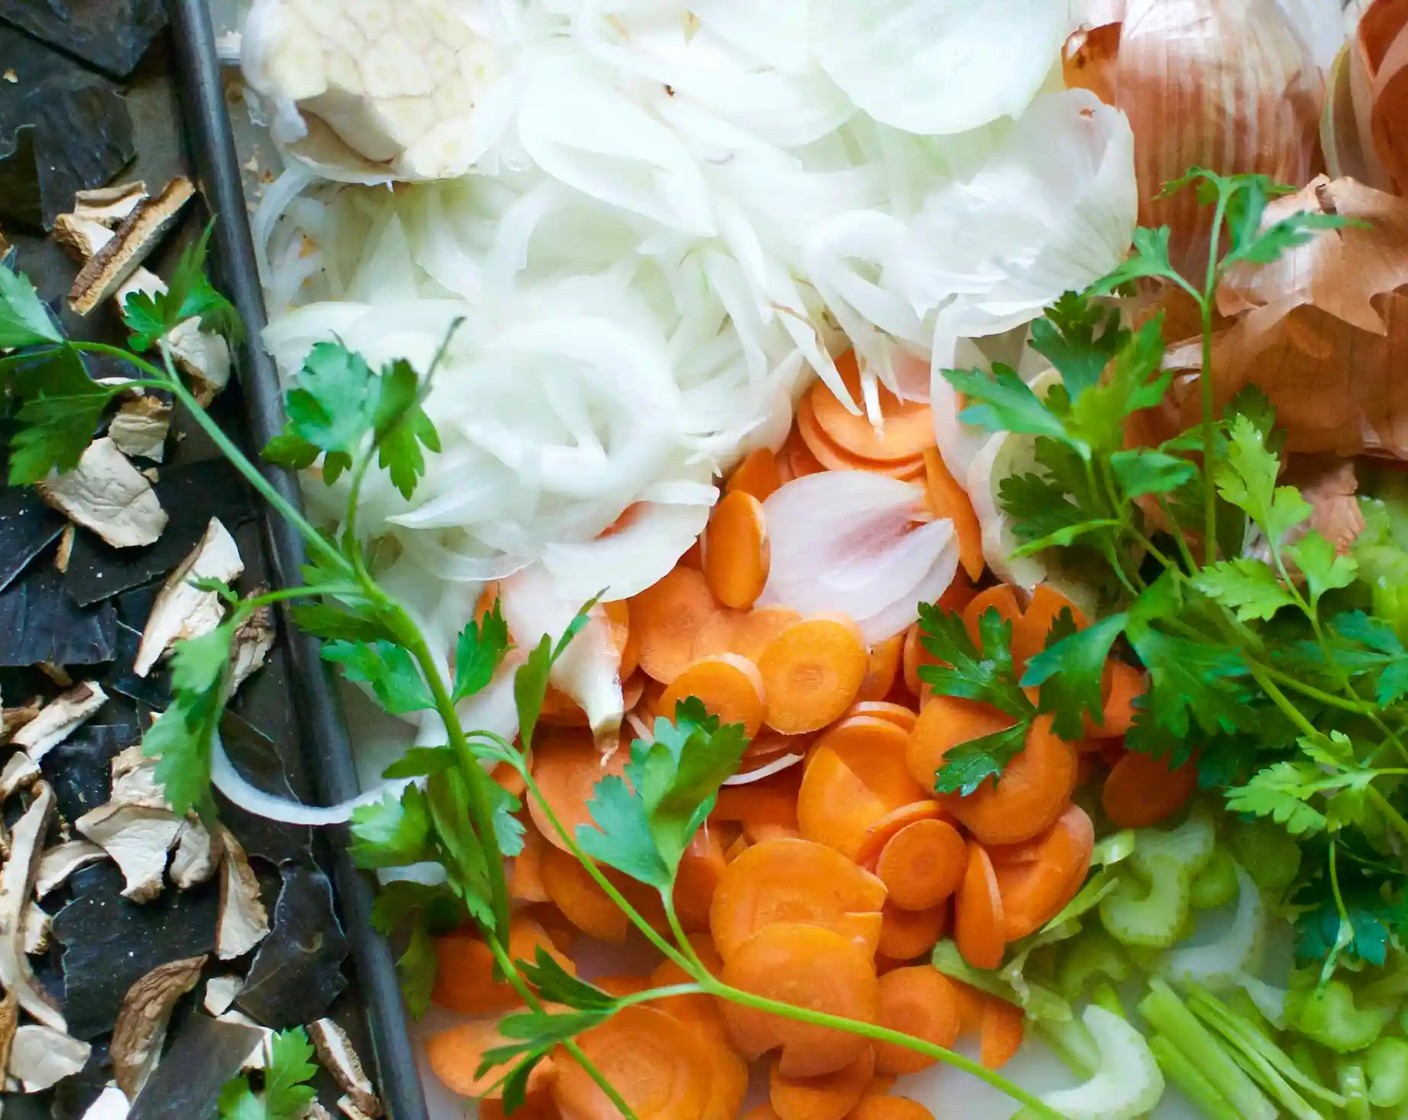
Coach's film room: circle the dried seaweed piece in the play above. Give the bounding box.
[0,0,167,80]
[0,28,135,231]
[108,397,171,464]
[36,839,108,899]
[67,178,194,316]
[308,1019,382,1118]
[12,682,109,760]
[37,438,168,549]
[214,827,268,960]
[111,954,206,1099]
[235,865,347,1027]
[0,486,67,596]
[0,561,118,668]
[8,1024,91,1092]
[125,1015,262,1120]
[134,518,243,677]
[40,724,134,824]
[212,714,312,865]
[0,782,65,1030]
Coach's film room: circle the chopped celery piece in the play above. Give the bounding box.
[1099,859,1191,948]
[1091,982,1124,1018]
[1037,1017,1098,1079]
[1190,847,1240,910]
[1227,817,1302,901]
[1238,976,1290,1029]
[1149,1034,1244,1120]
[1043,831,1136,932]
[1137,978,1277,1120]
[1166,866,1266,989]
[1057,928,1130,1001]
[1366,1036,1408,1107]
[1339,1064,1372,1120]
[1287,980,1395,1054]
[1131,806,1215,874]
[931,939,1072,1022]
[1040,1005,1165,1120]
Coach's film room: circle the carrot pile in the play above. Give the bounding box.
[423,354,1199,1119]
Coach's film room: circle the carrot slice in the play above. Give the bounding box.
[709,837,887,961]
[939,567,977,615]
[427,1017,557,1099]
[961,585,1022,647]
[798,392,926,480]
[955,841,1005,970]
[1102,750,1199,829]
[905,696,1018,796]
[552,1005,714,1120]
[854,802,945,870]
[951,980,988,1034]
[659,653,767,738]
[847,1099,936,1120]
[875,819,968,912]
[675,827,729,931]
[759,618,870,734]
[783,426,827,480]
[981,998,1025,1070]
[809,356,936,463]
[541,846,629,941]
[845,701,917,735]
[631,568,720,683]
[692,609,745,660]
[871,966,961,1075]
[877,903,950,962]
[527,730,628,853]
[990,804,1095,940]
[1098,659,1146,737]
[923,448,984,581]
[431,916,572,1014]
[1012,584,1090,668]
[728,448,783,502]
[901,623,939,698]
[511,824,551,904]
[704,491,772,610]
[649,956,730,1047]
[720,922,881,1078]
[857,635,904,703]
[732,607,806,662]
[713,778,801,828]
[946,717,1081,846]
[770,1045,875,1120]
[478,1087,558,1120]
[798,717,927,859]
[595,974,652,998]
[745,1108,784,1120]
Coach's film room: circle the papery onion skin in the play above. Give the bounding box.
[1113,0,1324,276]
[1359,0,1408,194]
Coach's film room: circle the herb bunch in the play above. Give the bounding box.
[931,170,1408,982]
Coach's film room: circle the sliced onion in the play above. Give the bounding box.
[722,752,805,786]
[760,471,959,642]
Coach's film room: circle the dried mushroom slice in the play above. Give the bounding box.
[22,905,50,955]
[337,1098,378,1120]
[34,838,107,898]
[0,750,40,801]
[230,602,275,692]
[11,681,108,760]
[0,782,66,1031]
[308,1019,382,1118]
[75,750,182,903]
[80,1084,131,1120]
[170,819,220,890]
[202,975,242,1017]
[36,438,168,549]
[134,517,244,677]
[67,176,195,315]
[215,827,269,960]
[108,395,172,463]
[8,1024,90,1092]
[72,181,148,226]
[111,954,207,1099]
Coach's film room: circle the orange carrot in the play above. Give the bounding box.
[855,803,948,871]
[875,818,968,912]
[527,730,628,853]
[770,1045,876,1120]
[649,957,730,1048]
[758,617,870,734]
[1098,659,1146,736]
[989,804,1095,940]
[951,980,988,1034]
[630,567,720,683]
[709,837,887,960]
[901,623,939,699]
[797,392,926,481]
[923,448,984,581]
[808,355,936,464]
[782,426,827,480]
[595,974,652,998]
[728,448,783,502]
[858,1075,898,1100]
[961,585,1022,647]
[847,1099,936,1120]
[857,635,905,703]
[732,607,806,662]
[745,1108,784,1120]
[713,779,801,828]
[720,922,881,1078]
[876,903,950,962]
[746,820,804,844]
[906,696,1019,795]
[432,916,572,1015]
[427,1016,557,1099]
[798,717,927,859]
[704,491,772,610]
[675,827,729,931]
[541,846,629,941]
[478,1086,559,1120]
[511,824,551,904]
[680,539,704,569]
[955,841,1006,970]
[945,717,1081,846]
[871,966,962,1075]
[981,997,1025,1070]
[552,1005,714,1120]
[939,567,977,614]
[1102,750,1199,829]
[692,609,746,659]
[659,653,767,738]
[845,701,917,735]
[1012,584,1090,668]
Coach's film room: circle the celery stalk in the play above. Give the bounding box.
[1036,1018,1099,1079]
[1339,1064,1372,1120]
[1137,979,1276,1120]
[1366,1037,1408,1108]
[1148,1034,1243,1120]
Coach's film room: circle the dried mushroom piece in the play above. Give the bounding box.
[72,181,148,226]
[75,748,182,903]
[22,905,51,955]
[108,396,172,463]
[8,1023,90,1092]
[0,750,40,800]
[0,782,66,1031]
[0,988,15,1073]
[111,954,207,1099]
[337,1098,377,1120]
[215,827,268,960]
[0,698,43,745]
[68,177,195,315]
[202,975,242,1017]
[134,517,243,677]
[12,682,109,760]
[308,1019,382,1118]
[116,267,233,402]
[37,438,168,549]
[81,1084,132,1120]
[229,602,275,692]
[35,839,107,899]
[170,819,220,890]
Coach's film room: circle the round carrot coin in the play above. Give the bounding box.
[946,717,1080,846]
[526,730,628,853]
[989,804,1095,940]
[705,491,772,610]
[630,567,719,683]
[871,966,962,1075]
[758,617,869,734]
[848,1099,936,1120]
[875,818,968,911]
[769,1044,875,1120]
[659,653,767,738]
[955,841,1005,970]
[877,903,950,962]
[1101,750,1198,829]
[727,447,783,502]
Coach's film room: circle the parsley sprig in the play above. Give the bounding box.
[216,1028,318,1120]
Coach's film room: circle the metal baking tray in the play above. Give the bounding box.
[167,3,430,1116]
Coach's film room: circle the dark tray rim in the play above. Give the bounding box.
[166,3,430,1117]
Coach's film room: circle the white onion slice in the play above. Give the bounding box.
[760,471,959,642]
[211,732,405,826]
[722,752,806,786]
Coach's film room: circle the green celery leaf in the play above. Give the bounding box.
[1029,291,1128,400]
[1215,415,1312,545]
[262,1029,318,1120]
[1067,317,1171,454]
[1023,612,1128,739]
[1089,226,1180,294]
[322,638,435,714]
[1192,559,1297,622]
[917,602,1033,721]
[941,364,1073,444]
[1321,611,1408,706]
[1224,209,1354,269]
[424,769,496,929]
[488,778,526,858]
[518,947,619,1011]
[578,771,667,886]
[215,1081,263,1120]
[261,430,320,470]
[349,786,434,868]
[281,342,377,458]
[933,723,1031,796]
[1109,449,1197,499]
[1288,532,1358,608]
[0,265,63,348]
[453,599,510,702]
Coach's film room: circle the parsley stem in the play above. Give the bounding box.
[1198,294,1219,568]
[701,979,1067,1119]
[241,583,362,609]
[663,896,708,974]
[1157,498,1201,573]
